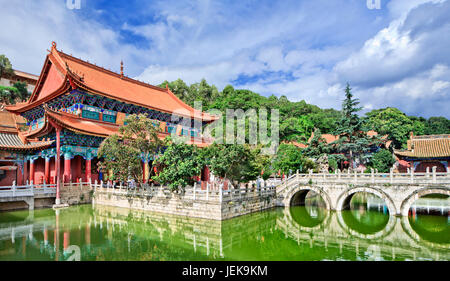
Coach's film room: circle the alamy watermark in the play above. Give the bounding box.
[169,101,280,155]
[367,0,381,10]
[66,0,81,10]
[65,245,81,261]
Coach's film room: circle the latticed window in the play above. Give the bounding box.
[102,114,116,123]
[82,110,100,120]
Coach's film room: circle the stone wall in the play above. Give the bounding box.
[0,200,29,212]
[59,184,93,206]
[93,188,276,221]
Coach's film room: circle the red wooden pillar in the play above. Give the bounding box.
[44,157,50,184]
[64,153,72,183]
[44,227,48,245]
[86,158,92,182]
[54,210,60,261]
[29,158,35,184]
[63,230,70,251]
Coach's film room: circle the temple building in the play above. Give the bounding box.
[3,42,216,188]
[0,110,53,186]
[0,69,39,93]
[394,133,450,173]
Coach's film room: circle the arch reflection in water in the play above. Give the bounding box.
[0,204,449,261]
[289,190,328,228]
[407,194,450,245]
[340,193,390,235]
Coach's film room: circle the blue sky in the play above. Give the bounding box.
[1,0,449,118]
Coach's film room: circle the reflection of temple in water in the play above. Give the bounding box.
[0,204,448,261]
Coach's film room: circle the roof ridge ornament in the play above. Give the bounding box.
[120,60,124,79]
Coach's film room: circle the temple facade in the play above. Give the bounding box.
[394,133,450,173]
[0,69,39,93]
[3,42,216,188]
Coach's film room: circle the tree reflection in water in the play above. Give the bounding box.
[408,194,450,244]
[0,199,449,261]
[341,193,390,235]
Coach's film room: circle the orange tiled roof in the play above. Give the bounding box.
[0,110,49,150]
[285,141,308,148]
[13,70,39,82]
[8,42,217,122]
[299,130,391,149]
[307,132,339,144]
[0,111,27,133]
[394,135,450,158]
[46,109,120,137]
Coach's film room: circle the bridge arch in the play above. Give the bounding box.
[283,185,332,211]
[400,187,450,217]
[336,187,397,216]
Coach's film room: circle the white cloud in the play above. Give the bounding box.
[0,0,448,118]
[0,0,144,76]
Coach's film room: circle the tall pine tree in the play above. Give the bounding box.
[332,83,379,170]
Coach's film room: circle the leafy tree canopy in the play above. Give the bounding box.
[98,114,163,186]
[365,107,418,149]
[203,143,263,186]
[0,54,13,79]
[367,149,396,173]
[332,83,381,168]
[152,138,205,190]
[272,143,316,175]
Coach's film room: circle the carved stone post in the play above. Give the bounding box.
[432,166,437,184]
[371,168,375,184]
[390,168,393,184]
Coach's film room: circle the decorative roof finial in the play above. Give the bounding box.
[166,83,169,91]
[120,60,124,78]
[52,41,57,49]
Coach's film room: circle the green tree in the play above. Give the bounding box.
[308,109,341,134]
[203,144,261,187]
[333,83,377,169]
[159,79,191,103]
[98,114,163,186]
[365,107,416,149]
[272,143,316,174]
[367,149,396,173]
[425,117,450,135]
[0,55,13,80]
[280,115,314,142]
[0,86,18,104]
[12,82,30,102]
[152,139,204,191]
[303,128,331,159]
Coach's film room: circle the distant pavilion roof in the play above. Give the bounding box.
[0,111,52,151]
[0,132,53,151]
[288,130,391,149]
[394,134,450,159]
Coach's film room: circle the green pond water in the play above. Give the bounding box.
[0,195,449,261]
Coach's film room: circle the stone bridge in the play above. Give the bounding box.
[276,169,450,216]
[277,207,450,260]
